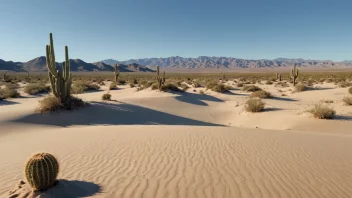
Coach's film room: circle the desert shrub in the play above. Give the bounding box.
[325,79,332,83]
[206,81,230,93]
[102,93,111,101]
[275,81,289,88]
[308,103,335,119]
[307,79,314,86]
[100,81,105,85]
[348,87,352,94]
[117,79,126,85]
[37,96,85,113]
[265,81,273,85]
[24,83,50,95]
[294,83,306,92]
[180,84,190,91]
[224,85,234,90]
[129,82,135,88]
[109,82,117,90]
[139,81,153,90]
[342,96,352,105]
[151,83,159,90]
[321,99,334,104]
[193,81,202,88]
[245,98,265,112]
[338,81,350,88]
[161,83,183,92]
[236,83,244,87]
[0,86,20,98]
[71,81,100,94]
[250,90,272,98]
[242,85,262,92]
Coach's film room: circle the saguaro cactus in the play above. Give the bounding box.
[290,64,299,86]
[2,72,10,82]
[276,73,282,81]
[156,66,165,91]
[24,153,59,191]
[46,33,72,106]
[114,63,120,82]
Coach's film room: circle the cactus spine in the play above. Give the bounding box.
[276,73,282,81]
[24,153,59,191]
[46,33,72,106]
[156,66,165,91]
[290,63,299,86]
[114,63,120,82]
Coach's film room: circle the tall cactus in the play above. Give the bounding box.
[46,33,72,106]
[2,72,10,82]
[114,63,120,82]
[276,73,282,81]
[290,63,299,86]
[24,153,59,191]
[156,66,165,91]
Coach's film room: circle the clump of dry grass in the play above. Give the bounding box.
[250,90,272,98]
[321,99,334,103]
[192,81,202,88]
[265,81,273,85]
[180,84,190,91]
[242,85,262,92]
[294,83,306,92]
[308,103,335,119]
[275,81,289,88]
[245,98,265,112]
[338,81,350,88]
[24,83,50,95]
[206,81,231,93]
[199,90,205,94]
[117,79,126,85]
[109,82,117,90]
[348,87,352,94]
[236,83,244,87]
[0,85,20,99]
[71,81,100,94]
[161,83,183,92]
[102,93,111,101]
[342,96,352,105]
[37,96,85,113]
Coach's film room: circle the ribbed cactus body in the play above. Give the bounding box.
[24,153,59,191]
[276,73,282,81]
[46,33,72,107]
[156,66,165,91]
[290,64,299,86]
[114,63,120,82]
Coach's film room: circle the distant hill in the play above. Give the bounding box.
[124,63,155,72]
[92,61,114,71]
[0,59,25,71]
[104,56,349,69]
[23,56,49,72]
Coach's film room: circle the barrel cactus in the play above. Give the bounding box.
[24,153,59,191]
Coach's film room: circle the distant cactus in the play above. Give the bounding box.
[290,64,299,86]
[2,72,10,82]
[276,73,282,81]
[114,63,120,82]
[46,33,72,107]
[24,153,59,191]
[156,66,165,91]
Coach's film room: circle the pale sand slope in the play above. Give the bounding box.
[1,126,352,198]
[0,82,352,197]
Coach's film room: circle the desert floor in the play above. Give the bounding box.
[1,81,352,197]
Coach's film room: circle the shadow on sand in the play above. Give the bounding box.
[38,180,101,198]
[0,100,20,106]
[174,92,224,106]
[269,96,299,102]
[334,115,352,121]
[9,101,223,127]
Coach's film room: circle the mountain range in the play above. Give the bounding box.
[1,56,351,72]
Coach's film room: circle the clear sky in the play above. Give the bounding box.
[1,0,351,62]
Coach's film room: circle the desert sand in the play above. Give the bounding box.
[1,81,352,197]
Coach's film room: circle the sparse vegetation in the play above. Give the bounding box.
[102,93,112,101]
[242,85,262,92]
[349,87,352,94]
[294,83,306,92]
[206,81,231,93]
[199,90,205,94]
[161,83,182,92]
[0,85,20,98]
[24,83,50,95]
[245,98,265,112]
[71,81,100,94]
[250,90,272,98]
[37,95,85,113]
[109,82,117,90]
[308,103,335,119]
[290,64,299,86]
[338,81,350,88]
[342,96,352,105]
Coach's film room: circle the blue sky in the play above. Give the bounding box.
[1,0,351,62]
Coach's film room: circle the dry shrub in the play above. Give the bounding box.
[117,79,126,85]
[161,83,183,92]
[193,81,202,88]
[102,93,111,101]
[245,98,265,112]
[180,84,190,91]
[199,90,205,94]
[37,96,85,113]
[24,83,50,95]
[71,81,100,94]
[242,85,262,92]
[265,81,273,85]
[250,90,272,98]
[348,87,352,94]
[307,79,315,86]
[308,103,335,119]
[294,83,306,92]
[0,85,20,98]
[151,83,159,90]
[321,99,334,104]
[275,81,289,88]
[338,81,350,88]
[342,96,352,105]
[109,82,117,90]
[206,81,230,93]
[236,83,244,87]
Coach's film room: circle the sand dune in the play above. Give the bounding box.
[1,81,352,197]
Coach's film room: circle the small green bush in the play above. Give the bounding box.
[24,83,50,95]
[308,103,335,119]
[245,98,265,112]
